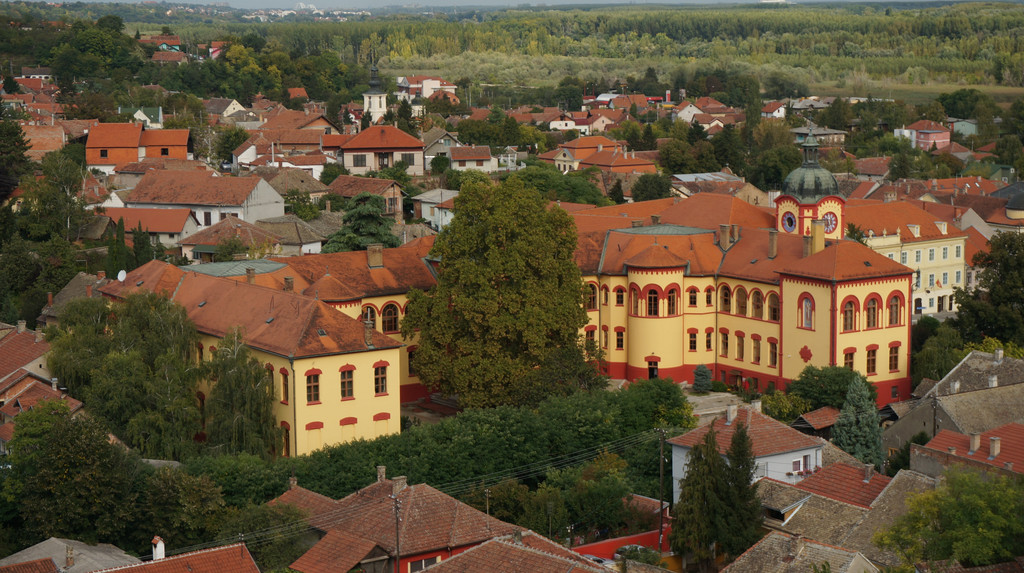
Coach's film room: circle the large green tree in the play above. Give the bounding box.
[720,422,763,559]
[631,173,673,202]
[874,470,1024,568]
[401,176,588,408]
[670,428,728,573]
[787,365,877,410]
[831,378,883,468]
[953,231,1024,346]
[0,119,30,203]
[205,328,282,459]
[322,192,400,253]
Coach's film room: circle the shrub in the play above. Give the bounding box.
[693,364,712,393]
[711,380,728,392]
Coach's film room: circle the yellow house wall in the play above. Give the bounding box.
[780,278,834,381]
[833,277,911,386]
[331,295,424,395]
[714,278,783,385]
[869,235,967,315]
[625,268,687,373]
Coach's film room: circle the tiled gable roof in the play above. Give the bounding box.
[100,261,401,359]
[794,462,892,508]
[721,531,871,573]
[86,123,142,149]
[127,171,268,207]
[151,52,188,63]
[258,110,330,131]
[115,158,210,174]
[93,544,258,573]
[20,125,64,161]
[289,529,380,573]
[921,423,1024,474]
[0,538,140,573]
[0,558,58,573]
[38,271,110,324]
[426,532,605,573]
[263,168,328,195]
[598,228,722,277]
[658,193,776,229]
[450,145,492,161]
[179,215,281,247]
[846,200,968,243]
[669,406,823,457]
[793,406,841,430]
[0,379,83,419]
[341,126,423,150]
[326,175,400,198]
[100,208,196,234]
[271,247,436,301]
[254,216,325,245]
[625,243,692,269]
[0,327,49,384]
[139,129,189,147]
[906,119,949,133]
[762,101,786,113]
[779,239,910,282]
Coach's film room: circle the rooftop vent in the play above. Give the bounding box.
[317,328,327,336]
[198,301,206,307]
[266,317,274,324]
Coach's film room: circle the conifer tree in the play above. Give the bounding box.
[832,379,883,468]
[131,222,155,269]
[721,422,763,558]
[670,427,728,573]
[105,218,132,277]
[322,193,400,253]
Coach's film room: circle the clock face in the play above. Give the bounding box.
[782,212,797,233]
[823,212,838,234]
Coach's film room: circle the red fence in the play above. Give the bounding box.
[571,527,673,560]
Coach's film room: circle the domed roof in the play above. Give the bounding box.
[782,132,840,203]
[1007,190,1024,211]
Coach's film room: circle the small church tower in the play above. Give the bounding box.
[362,61,387,126]
[775,130,846,240]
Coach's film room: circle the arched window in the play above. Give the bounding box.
[381,304,399,333]
[865,298,879,329]
[751,291,764,319]
[843,301,856,331]
[888,295,901,326]
[767,293,780,322]
[647,289,659,317]
[602,286,609,306]
[720,286,732,313]
[281,423,290,458]
[586,284,598,310]
[735,288,748,316]
[362,306,377,328]
[668,289,678,315]
[630,288,640,315]
[801,296,814,329]
[688,288,698,307]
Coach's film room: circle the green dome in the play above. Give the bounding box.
[782,132,840,203]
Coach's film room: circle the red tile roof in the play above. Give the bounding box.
[289,529,378,573]
[449,146,492,161]
[178,215,281,247]
[796,406,841,430]
[20,125,65,161]
[426,532,604,573]
[286,87,308,100]
[922,423,1024,475]
[259,110,330,131]
[0,558,58,573]
[0,328,49,384]
[794,462,892,508]
[128,171,269,207]
[139,129,189,147]
[326,175,400,198]
[94,544,258,573]
[657,193,776,229]
[340,126,423,151]
[115,158,210,174]
[762,101,785,113]
[271,248,436,302]
[668,406,823,458]
[780,239,910,282]
[100,207,196,234]
[845,201,968,244]
[100,261,401,359]
[151,52,188,63]
[86,123,142,148]
[906,119,949,133]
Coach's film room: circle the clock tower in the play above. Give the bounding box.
[775,130,846,240]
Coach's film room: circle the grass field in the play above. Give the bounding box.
[811,81,1024,106]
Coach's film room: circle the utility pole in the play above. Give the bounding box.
[391,494,402,573]
[658,427,666,551]
[484,488,491,516]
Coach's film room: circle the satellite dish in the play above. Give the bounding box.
[117,270,127,283]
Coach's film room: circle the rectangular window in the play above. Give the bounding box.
[900,252,907,265]
[942,272,948,286]
[340,370,353,399]
[616,331,624,350]
[401,153,415,166]
[306,374,320,403]
[792,459,802,472]
[769,342,778,367]
[928,274,935,287]
[889,347,899,371]
[706,332,713,351]
[689,333,697,351]
[387,197,397,212]
[204,212,212,226]
[891,385,899,399]
[100,149,108,158]
[161,147,169,156]
[720,333,729,357]
[736,336,744,361]
[353,154,367,167]
[942,247,948,259]
[955,245,961,259]
[616,291,624,306]
[586,329,595,343]
[753,339,761,363]
[928,248,935,261]
[867,349,877,375]
[458,160,466,167]
[601,329,608,349]
[844,352,854,370]
[955,270,962,284]
[689,290,697,306]
[929,297,934,308]
[706,290,713,306]
[915,250,921,263]
[374,366,387,394]
[410,557,439,572]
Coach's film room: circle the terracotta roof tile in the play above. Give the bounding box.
[100,208,196,234]
[271,248,436,302]
[794,462,892,508]
[340,126,423,150]
[450,146,492,161]
[86,123,142,148]
[94,544,258,573]
[20,125,64,161]
[127,171,271,207]
[0,328,49,384]
[721,531,867,573]
[658,194,776,229]
[845,201,968,243]
[426,532,605,573]
[795,406,841,430]
[259,110,331,131]
[139,129,189,147]
[289,530,379,573]
[668,406,822,457]
[0,379,83,419]
[151,52,188,63]
[922,423,1024,475]
[0,558,58,573]
[179,215,281,247]
[779,239,910,282]
[326,175,400,198]
[115,158,210,174]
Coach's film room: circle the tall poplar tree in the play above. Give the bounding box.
[401,176,587,408]
[670,428,728,573]
[832,379,884,468]
[721,422,763,559]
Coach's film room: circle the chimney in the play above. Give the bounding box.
[719,224,732,249]
[731,224,740,243]
[768,229,778,259]
[631,220,643,228]
[377,465,387,483]
[65,545,74,569]
[284,276,294,292]
[802,235,812,258]
[392,476,408,495]
[245,267,255,284]
[947,447,956,455]
[988,375,998,388]
[86,284,92,298]
[726,404,737,425]
[788,534,805,558]
[16,320,25,333]
[35,328,43,342]
[97,270,106,279]
[152,537,165,561]
[751,399,762,413]
[325,199,331,213]
[863,463,874,483]
[995,348,1004,364]
[364,319,375,348]
[811,219,825,254]
[512,531,523,544]
[51,378,57,391]
[367,244,383,268]
[651,214,660,225]
[47,292,53,306]
[289,475,298,489]
[969,433,981,454]
[989,437,1001,459]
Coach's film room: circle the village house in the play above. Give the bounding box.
[395,75,457,102]
[178,215,283,262]
[0,538,139,573]
[421,127,461,165]
[339,125,425,176]
[254,215,325,256]
[85,124,190,174]
[910,423,1023,479]
[449,145,498,173]
[95,541,259,573]
[326,175,404,222]
[0,321,50,389]
[722,532,879,573]
[412,188,459,230]
[124,170,284,230]
[894,120,951,151]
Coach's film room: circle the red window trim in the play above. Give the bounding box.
[889,341,902,347]
[373,412,391,421]
[735,330,745,338]
[614,326,626,332]
[279,367,289,375]
[751,334,762,341]
[584,325,597,332]
[866,344,879,351]
[767,337,779,344]
[305,421,323,430]
[373,360,390,369]
[339,417,357,426]
[304,368,322,376]
[687,327,699,334]
[705,327,715,333]
[280,421,291,429]
[644,355,661,363]
[719,327,729,334]
[843,347,857,355]
[339,364,356,372]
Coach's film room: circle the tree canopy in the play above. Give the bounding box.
[322,192,400,253]
[831,378,883,468]
[787,365,877,410]
[953,231,1024,346]
[401,176,588,408]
